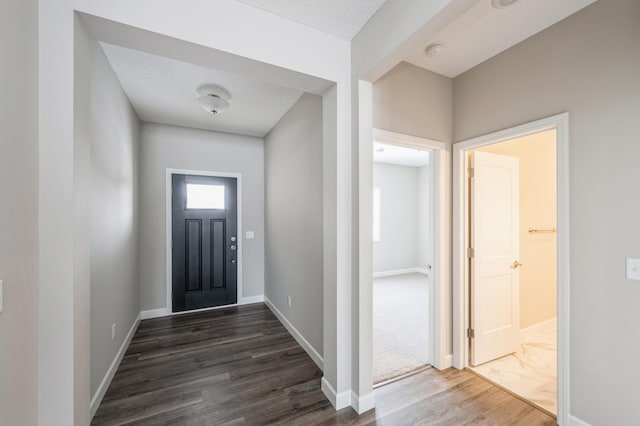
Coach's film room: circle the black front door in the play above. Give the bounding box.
[172,174,238,312]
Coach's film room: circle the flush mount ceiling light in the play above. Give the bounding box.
[491,0,522,9]
[197,84,231,115]
[425,43,445,58]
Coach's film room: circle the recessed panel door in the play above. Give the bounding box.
[470,151,520,366]
[172,174,237,312]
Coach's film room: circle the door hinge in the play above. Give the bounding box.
[468,167,475,178]
[467,247,475,258]
[467,328,475,339]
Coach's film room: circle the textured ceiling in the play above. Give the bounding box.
[101,43,303,137]
[235,0,387,40]
[406,0,597,77]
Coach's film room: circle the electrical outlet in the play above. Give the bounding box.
[287,296,292,307]
[627,258,640,280]
[111,323,116,340]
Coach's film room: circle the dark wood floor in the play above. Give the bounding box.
[92,303,556,425]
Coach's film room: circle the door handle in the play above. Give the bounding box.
[511,260,523,269]
[228,245,237,251]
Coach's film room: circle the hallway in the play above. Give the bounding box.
[93,303,555,425]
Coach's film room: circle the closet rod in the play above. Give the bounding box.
[528,227,556,234]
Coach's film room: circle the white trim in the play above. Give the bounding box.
[140,308,169,320]
[520,317,557,334]
[264,297,324,371]
[239,295,265,305]
[165,168,243,314]
[569,414,592,426]
[372,267,428,278]
[452,113,570,425]
[350,390,375,414]
[90,313,141,419]
[441,354,453,369]
[373,129,441,150]
[140,295,265,320]
[321,377,351,410]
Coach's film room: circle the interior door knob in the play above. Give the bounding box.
[511,260,523,269]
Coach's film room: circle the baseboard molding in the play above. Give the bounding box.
[351,390,375,414]
[264,297,324,371]
[90,313,141,419]
[442,354,453,369]
[373,267,429,278]
[239,295,265,305]
[569,414,592,426]
[321,377,351,410]
[140,296,266,320]
[140,307,169,320]
[521,317,557,335]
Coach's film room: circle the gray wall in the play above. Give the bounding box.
[265,93,324,355]
[0,0,39,423]
[453,0,640,423]
[373,61,452,143]
[139,123,265,311]
[89,42,141,398]
[373,163,419,273]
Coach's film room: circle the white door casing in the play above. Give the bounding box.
[470,151,520,366]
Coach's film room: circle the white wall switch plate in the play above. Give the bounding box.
[112,323,116,340]
[626,258,640,280]
[287,296,292,307]
[246,231,255,239]
[0,280,3,313]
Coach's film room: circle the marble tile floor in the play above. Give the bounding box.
[469,318,557,416]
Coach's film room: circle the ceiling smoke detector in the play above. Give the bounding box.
[197,84,231,115]
[425,43,445,58]
[491,0,522,9]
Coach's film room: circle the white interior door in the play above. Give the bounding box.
[470,150,520,366]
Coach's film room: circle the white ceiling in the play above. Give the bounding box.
[235,0,387,40]
[374,142,430,168]
[100,43,304,137]
[405,0,597,78]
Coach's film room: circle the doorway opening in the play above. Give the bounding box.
[453,113,570,422]
[369,129,447,389]
[372,141,433,385]
[467,129,557,416]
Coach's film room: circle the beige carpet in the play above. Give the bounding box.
[373,273,429,384]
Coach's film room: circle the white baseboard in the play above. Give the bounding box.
[90,313,141,419]
[569,414,592,426]
[351,390,375,414]
[373,267,429,278]
[239,295,265,305]
[442,354,453,369]
[264,297,324,371]
[140,307,169,320]
[140,296,265,320]
[521,317,557,335]
[321,377,351,410]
